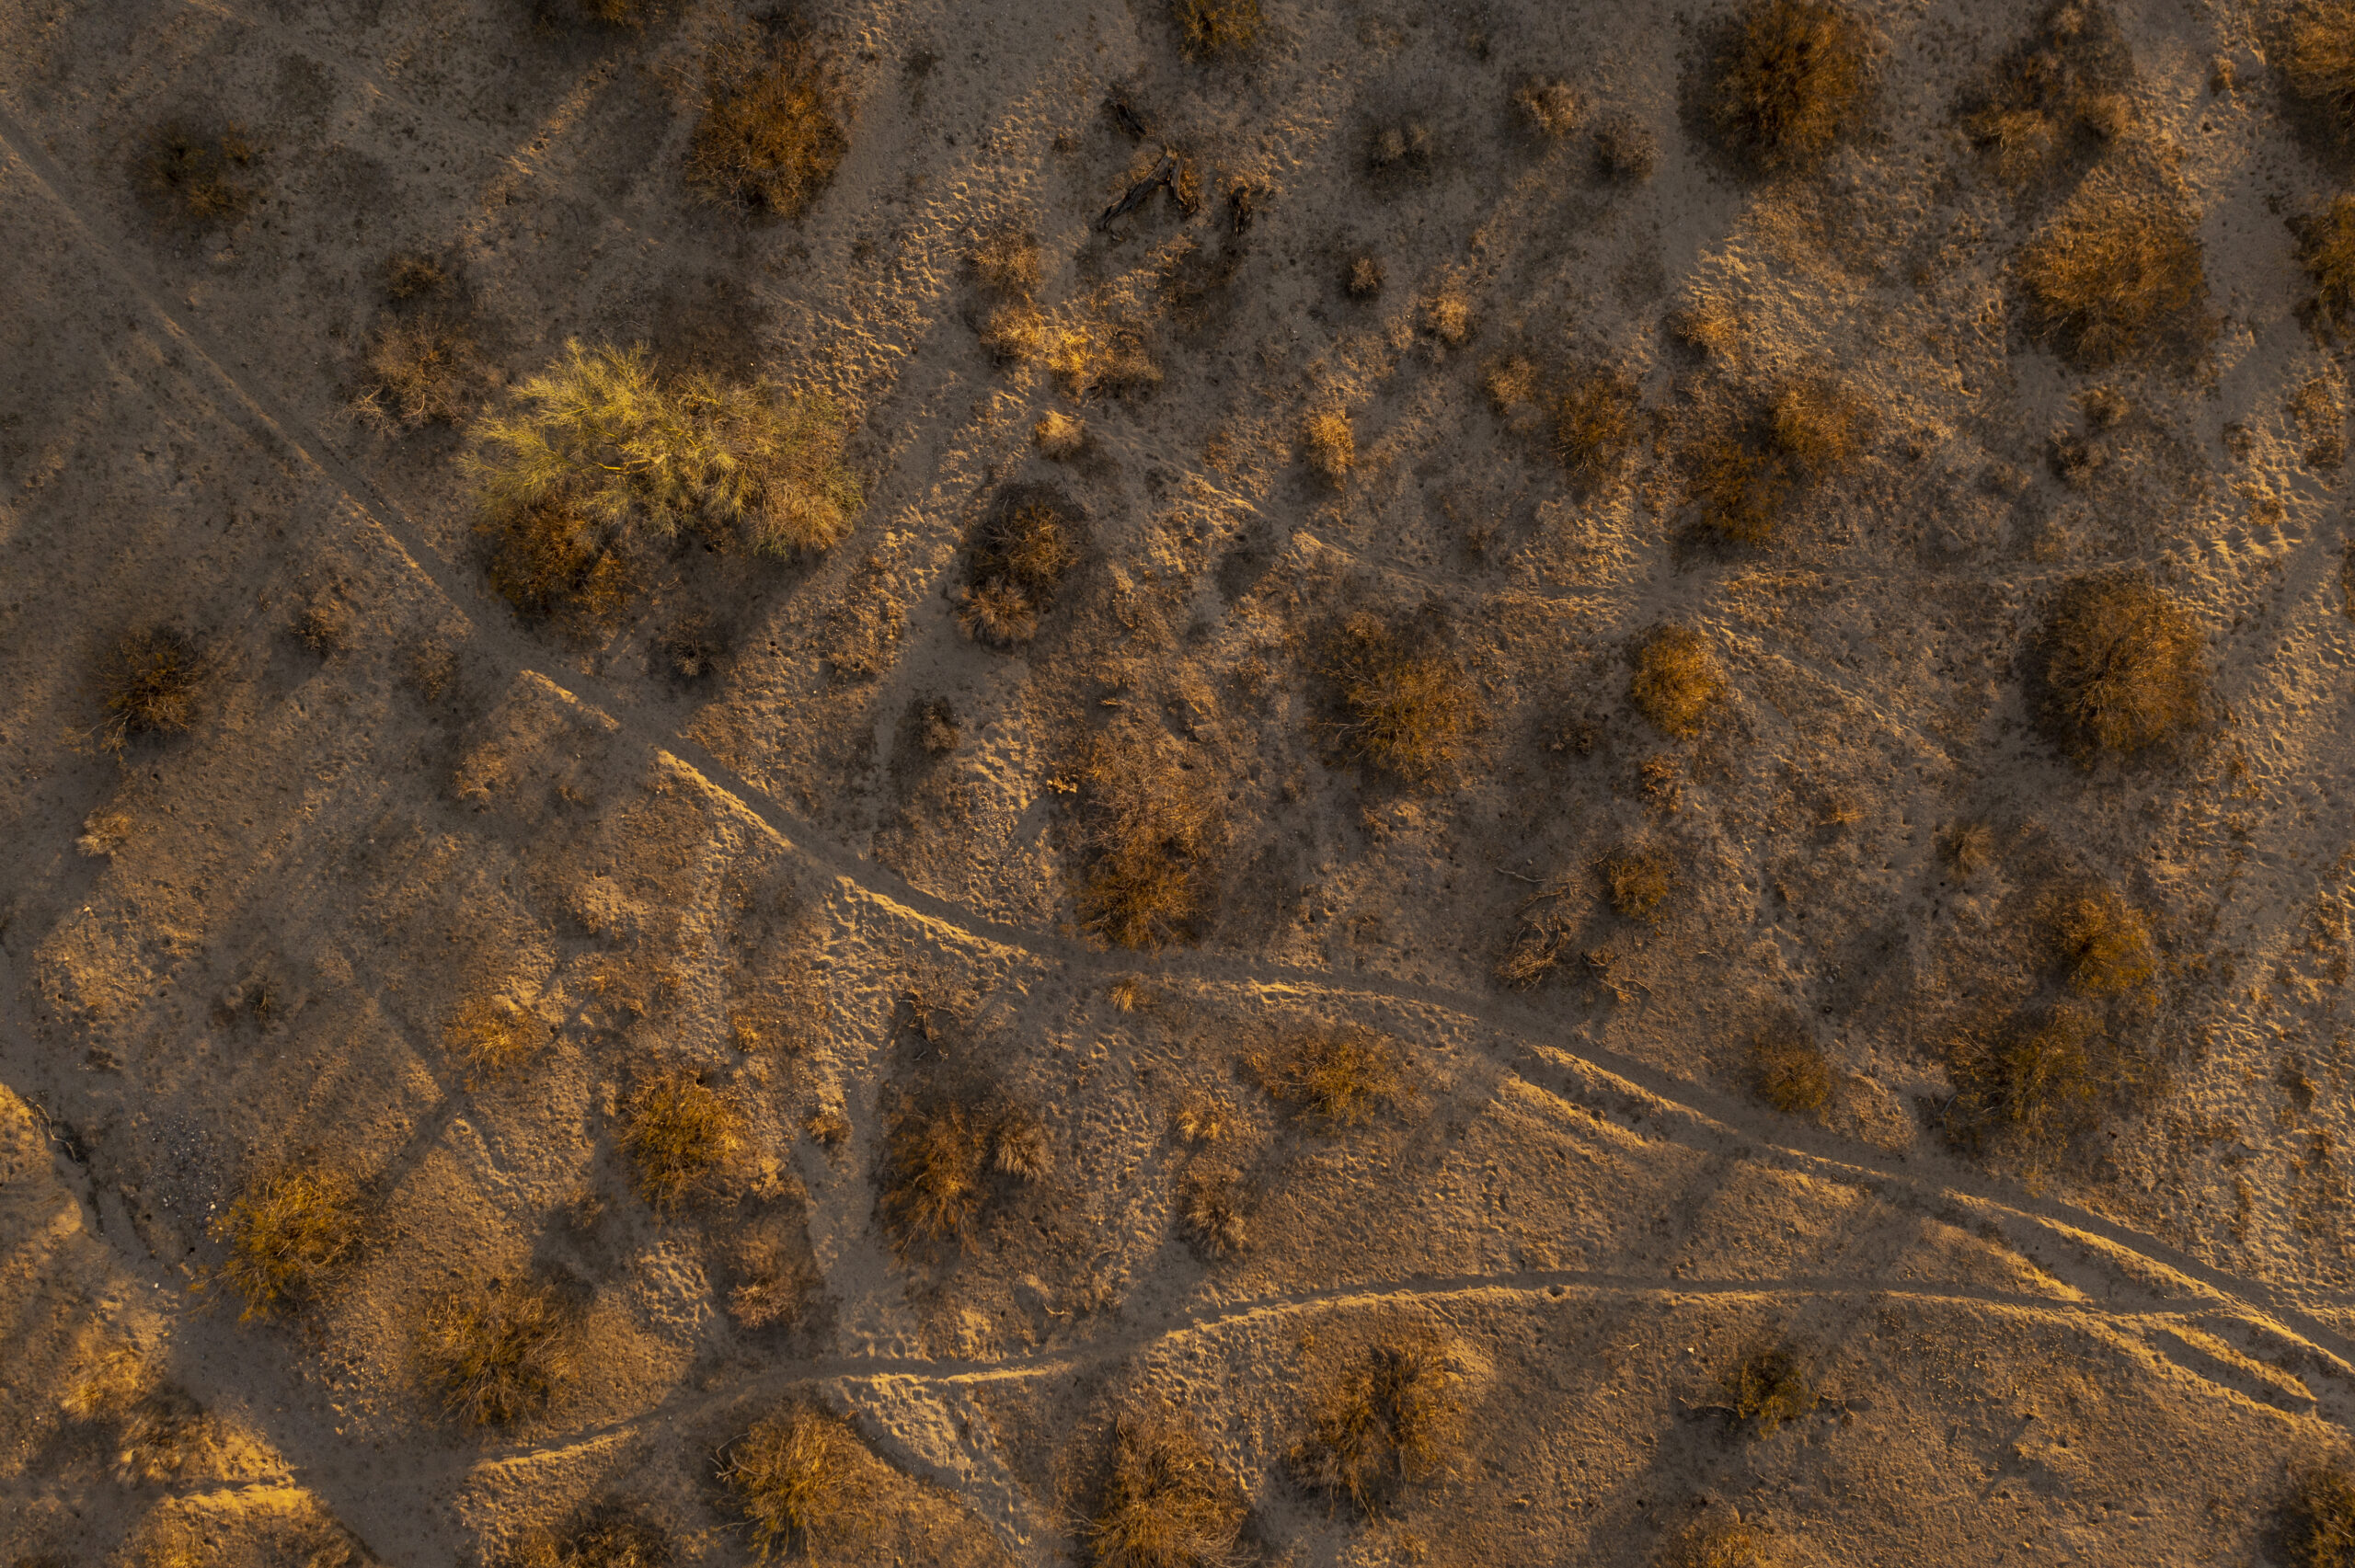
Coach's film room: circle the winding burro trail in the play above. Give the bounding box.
[4,79,2352,1565]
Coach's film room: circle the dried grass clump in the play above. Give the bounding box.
[1959,0,2134,188]
[1751,1019,1832,1113]
[211,1167,362,1319]
[2052,885,2155,997]
[63,1351,247,1485]
[1593,113,1660,181]
[979,301,1047,364]
[466,341,860,585]
[1074,724,1226,950]
[1304,408,1355,484]
[140,121,258,223]
[1424,290,1475,346]
[357,314,481,429]
[1665,1516,1782,1568]
[1602,846,1674,921]
[1255,1024,1410,1129]
[444,995,548,1085]
[724,1402,875,1561]
[2302,194,2355,339]
[725,1216,819,1330]
[1686,376,1867,545]
[419,1275,580,1428]
[970,227,1041,294]
[385,251,446,301]
[97,627,207,754]
[1710,0,1870,173]
[2288,1,2355,133]
[1088,1412,1249,1568]
[2037,573,2205,761]
[1516,78,1582,138]
[880,1101,991,1244]
[1172,0,1262,59]
[1178,1162,1249,1258]
[291,598,351,655]
[1035,409,1088,458]
[2016,177,2208,370]
[1346,256,1385,298]
[509,1505,672,1568]
[1049,319,1163,398]
[957,488,1085,648]
[621,1071,743,1210]
[1557,364,1643,491]
[685,36,848,220]
[1944,1005,2110,1157]
[1629,624,1724,738]
[1717,1342,1815,1436]
[1291,1334,1464,1515]
[1320,609,1480,786]
[2290,1461,2355,1568]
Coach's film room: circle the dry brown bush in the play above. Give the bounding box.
[1709,0,1870,173]
[970,226,1041,294]
[444,995,548,1085]
[2288,1,2355,132]
[1346,256,1385,298]
[1516,78,1582,138]
[1685,376,1867,545]
[2037,573,2205,761]
[1751,1018,1832,1113]
[97,627,207,755]
[1319,610,1480,786]
[1179,1160,1250,1258]
[291,597,352,656]
[1173,0,1262,58]
[724,1401,874,1561]
[1088,1411,1249,1568]
[419,1275,580,1428]
[879,1100,991,1244]
[685,36,848,220]
[1662,1516,1782,1568]
[1717,1342,1815,1436]
[1034,409,1088,458]
[978,301,1047,364]
[2051,885,2155,997]
[1602,845,1674,921]
[621,1071,743,1210]
[385,251,446,301]
[1629,624,1724,738]
[1592,113,1661,181]
[1291,1333,1465,1515]
[1074,723,1226,950]
[1943,1004,2111,1159]
[1557,364,1643,491]
[1255,1024,1410,1128]
[2302,195,2355,339]
[1959,1,2133,189]
[509,1505,672,1568]
[2290,1461,2355,1568]
[1304,408,1355,484]
[2016,176,2207,369]
[1049,319,1162,397]
[357,314,481,429]
[211,1166,362,1319]
[957,488,1084,648]
[140,121,258,223]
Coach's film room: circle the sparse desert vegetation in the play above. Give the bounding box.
[2016,174,2209,369]
[1071,721,1226,949]
[1318,608,1480,785]
[2036,573,2206,761]
[723,1401,875,1560]
[1629,624,1725,738]
[620,1070,743,1210]
[1088,1411,1249,1568]
[685,34,849,220]
[1253,1024,1411,1128]
[95,626,206,754]
[418,1274,581,1428]
[139,120,258,223]
[210,1167,363,1319]
[1291,1333,1465,1514]
[1709,0,1871,172]
[957,486,1085,647]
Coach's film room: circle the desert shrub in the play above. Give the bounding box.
[1751,1019,1832,1113]
[357,314,480,429]
[1369,120,1435,176]
[211,1167,362,1318]
[1944,1004,2108,1155]
[1709,0,1870,173]
[970,227,1041,294]
[880,1101,991,1244]
[724,1215,819,1330]
[2016,176,2207,369]
[1255,1024,1410,1129]
[2290,1462,2355,1568]
[1178,1162,1249,1258]
[420,1276,579,1428]
[1291,1333,1464,1515]
[2036,573,2205,761]
[1303,408,1355,484]
[1602,846,1674,921]
[290,597,351,655]
[1516,78,1582,138]
[2289,1,2355,132]
[1035,409,1088,458]
[1074,723,1226,949]
[1172,0,1261,58]
[621,1071,743,1210]
[385,251,446,301]
[1717,1342,1814,1436]
[2302,195,2355,339]
[1049,319,1162,398]
[97,627,206,754]
[2051,885,2155,996]
[140,120,258,223]
[465,341,860,580]
[1424,289,1475,346]
[63,1351,246,1485]
[685,36,847,220]
[978,301,1047,363]
[510,1505,672,1568]
[1592,113,1660,181]
[1088,1412,1249,1568]
[1768,377,1866,467]
[1319,609,1480,786]
[1346,256,1385,298]
[725,1402,874,1560]
[1686,376,1867,544]
[1959,1,2134,188]
[1664,1516,1781,1568]
[957,486,1085,648]
[806,1105,851,1147]
[1557,364,1643,490]
[443,995,548,1085]
[994,1113,1053,1180]
[1629,624,1724,738]
[658,612,727,683]
[1484,356,1540,414]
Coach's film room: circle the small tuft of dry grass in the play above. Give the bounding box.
[419,1275,580,1428]
[1345,255,1385,298]
[140,120,258,224]
[1255,1024,1410,1129]
[1088,1411,1249,1568]
[2291,1461,2355,1568]
[290,597,351,656]
[1320,609,1481,786]
[1557,363,1644,491]
[880,1101,992,1244]
[1944,1004,2111,1159]
[1710,0,1870,173]
[1628,624,1724,738]
[685,36,848,221]
[2288,1,2355,133]
[724,1401,875,1561]
[1074,723,1226,950]
[211,1166,362,1319]
[978,301,1048,364]
[805,1105,851,1148]
[1751,1017,1832,1113]
[1602,845,1674,921]
[444,995,549,1085]
[2016,175,2208,370]
[357,314,481,429]
[994,1113,1054,1181]
[2051,885,2156,997]
[659,612,728,684]
[1048,318,1163,398]
[2036,573,2205,761]
[621,1071,743,1211]
[970,226,1040,294]
[1717,1342,1815,1436]
[97,626,206,755]
[1664,1516,1782,1568]
[385,250,446,301]
[958,488,1085,648]
[1034,409,1088,459]
[1484,355,1540,415]
[1291,1333,1464,1515]
[2302,194,2355,340]
[1516,78,1582,138]
[509,1505,672,1568]
[1304,408,1355,484]
[1423,289,1475,346]
[1178,1162,1249,1258]
[1172,0,1262,59]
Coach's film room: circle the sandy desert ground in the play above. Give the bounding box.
[6,0,2355,1563]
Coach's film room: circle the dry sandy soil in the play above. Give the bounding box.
[5,0,2355,1563]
